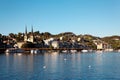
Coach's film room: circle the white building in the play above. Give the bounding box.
[93,40,112,50]
[60,36,63,40]
[44,38,55,46]
[17,42,25,48]
[77,38,81,41]
[51,41,59,49]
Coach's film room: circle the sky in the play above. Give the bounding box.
[0,0,120,37]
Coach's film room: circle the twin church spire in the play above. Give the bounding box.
[25,25,33,35]
[24,25,34,43]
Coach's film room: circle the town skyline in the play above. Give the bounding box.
[0,0,120,37]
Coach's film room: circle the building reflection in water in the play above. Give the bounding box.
[95,53,103,65]
[43,51,82,77]
[44,51,59,72]
[5,53,10,72]
[13,53,34,73]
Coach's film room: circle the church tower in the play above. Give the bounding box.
[24,26,28,42]
[29,26,34,43]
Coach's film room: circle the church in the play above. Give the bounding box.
[24,26,34,43]
[16,26,35,48]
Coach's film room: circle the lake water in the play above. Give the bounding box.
[0,51,120,80]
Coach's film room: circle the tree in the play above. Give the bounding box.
[21,42,35,48]
[16,32,24,42]
[34,31,40,36]
[9,33,16,38]
[0,33,2,38]
[40,32,51,39]
[2,35,8,41]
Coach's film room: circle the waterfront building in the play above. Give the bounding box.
[51,41,59,49]
[17,42,25,48]
[93,40,112,50]
[60,36,63,40]
[44,38,55,46]
[77,37,81,41]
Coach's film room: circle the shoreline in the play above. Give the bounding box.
[1,48,120,54]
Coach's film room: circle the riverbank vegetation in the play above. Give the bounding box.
[0,32,120,50]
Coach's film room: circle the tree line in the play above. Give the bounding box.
[0,32,120,49]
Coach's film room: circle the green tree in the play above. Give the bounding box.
[16,32,24,42]
[21,42,35,48]
[0,33,2,38]
[34,31,40,36]
[9,33,16,38]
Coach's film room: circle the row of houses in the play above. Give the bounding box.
[44,37,112,50]
[93,40,113,50]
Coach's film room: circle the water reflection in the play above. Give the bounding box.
[44,51,59,73]
[95,53,103,65]
[5,53,35,75]
[1,52,120,80]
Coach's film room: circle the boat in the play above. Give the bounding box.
[81,50,88,53]
[5,48,24,53]
[118,49,120,52]
[62,50,68,53]
[104,49,113,52]
[70,50,77,53]
[30,49,40,54]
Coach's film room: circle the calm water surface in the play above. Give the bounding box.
[0,51,120,80]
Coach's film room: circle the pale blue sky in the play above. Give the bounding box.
[0,0,120,37]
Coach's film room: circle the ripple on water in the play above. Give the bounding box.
[0,52,120,80]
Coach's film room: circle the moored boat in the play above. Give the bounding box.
[81,50,88,53]
[5,48,24,53]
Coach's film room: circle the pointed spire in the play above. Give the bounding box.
[31,25,33,34]
[25,25,27,35]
